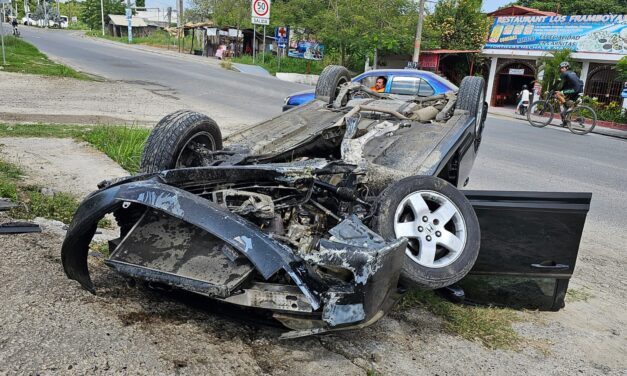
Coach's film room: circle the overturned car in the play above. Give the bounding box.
[62,66,591,337]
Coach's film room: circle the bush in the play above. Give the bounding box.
[581,96,627,125]
[229,53,326,75]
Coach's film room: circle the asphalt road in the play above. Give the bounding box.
[15,26,309,126]
[12,25,627,246]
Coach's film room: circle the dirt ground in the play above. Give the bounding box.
[0,133,625,375]
[0,72,250,133]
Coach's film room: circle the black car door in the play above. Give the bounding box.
[458,191,592,311]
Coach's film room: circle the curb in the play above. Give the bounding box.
[487,110,627,140]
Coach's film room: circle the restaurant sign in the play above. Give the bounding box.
[485,14,627,55]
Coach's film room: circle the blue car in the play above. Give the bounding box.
[283,68,459,111]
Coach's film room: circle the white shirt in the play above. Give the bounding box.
[520,89,530,102]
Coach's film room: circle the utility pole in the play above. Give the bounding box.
[125,0,132,43]
[1,2,6,66]
[56,0,59,23]
[166,6,171,25]
[43,0,48,28]
[411,0,426,66]
[100,0,104,35]
[176,0,182,26]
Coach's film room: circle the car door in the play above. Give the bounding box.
[458,191,592,311]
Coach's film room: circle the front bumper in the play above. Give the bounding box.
[61,167,406,336]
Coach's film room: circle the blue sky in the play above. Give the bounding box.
[482,0,513,12]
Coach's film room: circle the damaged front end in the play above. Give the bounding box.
[61,162,406,337]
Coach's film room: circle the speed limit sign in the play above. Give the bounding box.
[251,0,270,25]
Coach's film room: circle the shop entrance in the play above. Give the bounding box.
[492,62,536,107]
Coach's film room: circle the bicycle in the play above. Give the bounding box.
[12,27,20,37]
[527,90,597,135]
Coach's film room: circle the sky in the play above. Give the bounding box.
[482,0,513,12]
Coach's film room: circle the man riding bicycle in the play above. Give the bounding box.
[11,18,19,36]
[554,61,583,126]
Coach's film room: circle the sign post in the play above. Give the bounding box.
[1,0,7,66]
[275,26,289,71]
[251,0,270,64]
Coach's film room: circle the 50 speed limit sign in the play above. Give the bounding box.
[251,0,270,25]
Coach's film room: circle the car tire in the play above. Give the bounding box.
[140,110,222,173]
[315,65,351,104]
[457,76,486,148]
[372,176,480,289]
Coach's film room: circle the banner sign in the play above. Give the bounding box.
[288,40,324,60]
[485,14,627,54]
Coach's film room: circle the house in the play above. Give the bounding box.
[107,14,149,38]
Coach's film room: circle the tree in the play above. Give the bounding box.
[425,0,490,50]
[60,0,85,22]
[515,0,626,15]
[615,56,627,83]
[33,1,59,21]
[536,49,583,92]
[81,0,125,30]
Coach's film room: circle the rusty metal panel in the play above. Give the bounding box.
[107,209,254,298]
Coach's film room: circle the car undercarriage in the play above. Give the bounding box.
[61,66,591,337]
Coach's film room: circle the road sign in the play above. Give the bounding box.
[275,26,289,49]
[251,0,270,25]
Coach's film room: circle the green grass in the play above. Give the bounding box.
[229,54,326,76]
[0,36,91,79]
[87,29,195,51]
[0,159,78,223]
[398,289,522,350]
[566,288,594,303]
[81,126,151,173]
[0,123,150,173]
[90,241,111,257]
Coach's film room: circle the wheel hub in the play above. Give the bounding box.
[393,190,467,268]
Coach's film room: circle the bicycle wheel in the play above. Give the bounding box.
[527,100,554,128]
[567,106,596,135]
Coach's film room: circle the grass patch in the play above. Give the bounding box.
[81,126,151,173]
[0,159,77,223]
[0,123,150,173]
[566,288,593,303]
[229,54,326,76]
[0,36,90,80]
[0,157,114,226]
[90,241,111,258]
[398,289,522,349]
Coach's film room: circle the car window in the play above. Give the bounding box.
[357,76,379,89]
[390,76,435,96]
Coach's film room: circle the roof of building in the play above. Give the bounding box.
[107,15,148,27]
[422,49,481,54]
[487,5,559,17]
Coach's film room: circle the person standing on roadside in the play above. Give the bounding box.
[532,79,542,103]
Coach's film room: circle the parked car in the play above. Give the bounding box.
[283,68,459,111]
[36,18,55,28]
[56,15,68,28]
[21,13,37,26]
[61,66,590,337]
